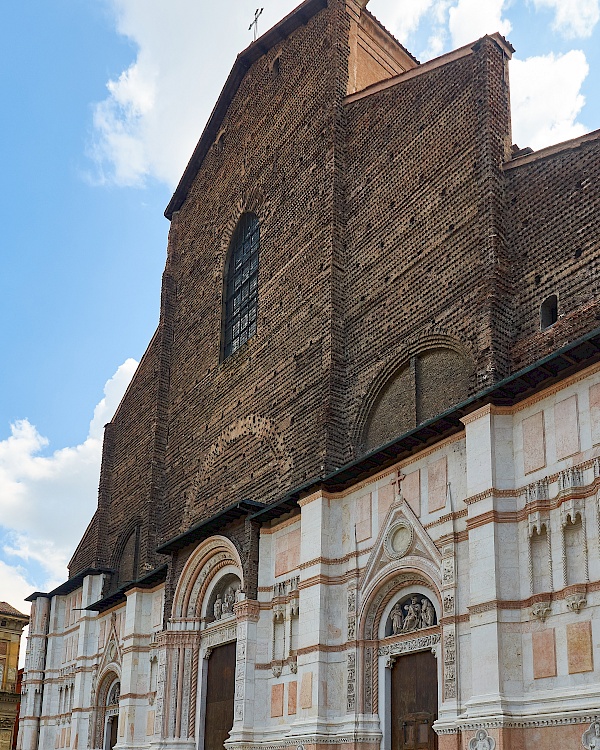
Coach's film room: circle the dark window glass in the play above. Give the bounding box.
[223,213,260,358]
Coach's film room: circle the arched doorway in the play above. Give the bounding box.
[97,676,120,750]
[359,573,442,750]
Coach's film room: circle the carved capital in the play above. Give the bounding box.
[566,592,587,613]
[234,598,260,622]
[531,600,551,622]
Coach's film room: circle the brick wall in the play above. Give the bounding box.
[68,1,600,584]
[506,137,600,369]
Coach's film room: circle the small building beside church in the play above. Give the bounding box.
[0,603,29,750]
[18,0,600,749]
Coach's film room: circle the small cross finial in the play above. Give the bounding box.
[249,7,264,41]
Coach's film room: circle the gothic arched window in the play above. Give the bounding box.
[223,213,260,359]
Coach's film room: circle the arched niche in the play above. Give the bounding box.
[358,339,474,454]
[171,536,244,622]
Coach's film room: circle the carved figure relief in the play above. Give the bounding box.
[582,719,600,749]
[385,593,437,636]
[208,574,242,623]
[468,728,496,750]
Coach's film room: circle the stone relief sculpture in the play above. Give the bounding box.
[582,719,600,749]
[391,603,404,634]
[468,728,495,750]
[213,595,222,621]
[386,593,437,636]
[211,580,242,622]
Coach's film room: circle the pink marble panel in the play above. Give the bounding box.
[522,411,546,474]
[403,470,421,516]
[356,493,372,542]
[590,383,600,446]
[275,527,301,577]
[271,683,284,717]
[532,629,557,678]
[300,671,313,708]
[554,395,580,460]
[428,458,446,513]
[567,620,594,674]
[288,680,297,715]
[377,484,394,526]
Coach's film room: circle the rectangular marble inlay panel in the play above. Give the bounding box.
[532,629,557,679]
[271,683,284,717]
[567,620,594,674]
[522,411,546,474]
[590,383,600,446]
[356,492,372,542]
[300,671,313,709]
[403,469,421,516]
[378,484,394,527]
[288,680,297,715]
[146,710,155,736]
[275,527,301,577]
[554,395,580,460]
[428,458,446,513]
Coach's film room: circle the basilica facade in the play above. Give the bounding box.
[18,1,600,749]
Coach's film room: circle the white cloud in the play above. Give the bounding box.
[510,50,589,150]
[532,0,599,38]
[448,0,511,48]
[0,560,33,616]
[0,359,138,597]
[368,0,435,43]
[89,0,302,187]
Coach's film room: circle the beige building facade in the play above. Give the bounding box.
[0,603,28,750]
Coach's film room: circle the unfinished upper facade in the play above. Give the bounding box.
[19,1,600,749]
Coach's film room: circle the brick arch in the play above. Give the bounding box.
[110,518,142,589]
[354,332,475,455]
[183,415,293,528]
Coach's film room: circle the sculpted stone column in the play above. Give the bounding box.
[460,405,516,717]
[227,598,260,744]
[18,595,50,750]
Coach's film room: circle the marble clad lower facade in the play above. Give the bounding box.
[18,362,600,750]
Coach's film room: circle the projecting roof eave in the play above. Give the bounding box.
[156,499,267,555]
[25,567,115,602]
[85,564,169,613]
[164,0,328,221]
[253,326,600,521]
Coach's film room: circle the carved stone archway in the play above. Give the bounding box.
[356,566,443,746]
[91,671,120,750]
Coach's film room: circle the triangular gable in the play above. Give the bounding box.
[359,493,442,591]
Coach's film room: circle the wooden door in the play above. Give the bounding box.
[391,650,438,750]
[204,642,236,750]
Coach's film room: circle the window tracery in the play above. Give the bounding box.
[223,213,260,359]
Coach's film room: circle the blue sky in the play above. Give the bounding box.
[1,0,599,612]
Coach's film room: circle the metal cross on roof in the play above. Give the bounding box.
[249,7,264,41]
